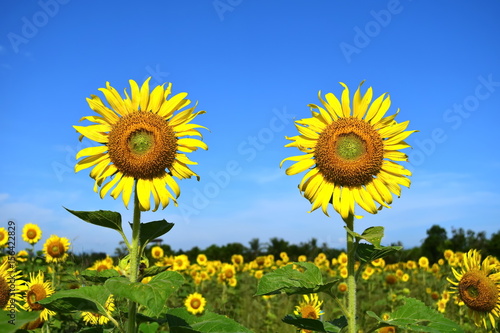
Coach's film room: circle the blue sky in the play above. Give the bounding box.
[1,1,500,256]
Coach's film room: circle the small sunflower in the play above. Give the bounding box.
[82,295,115,325]
[185,292,206,315]
[42,235,70,263]
[74,78,208,212]
[22,223,42,245]
[294,294,324,332]
[197,254,208,266]
[0,260,26,311]
[16,250,29,262]
[0,228,8,247]
[448,249,500,329]
[88,256,114,272]
[151,246,164,260]
[23,271,56,321]
[281,81,416,219]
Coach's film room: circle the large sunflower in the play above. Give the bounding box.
[281,81,416,219]
[0,259,26,311]
[448,249,500,329]
[74,78,208,211]
[22,271,56,321]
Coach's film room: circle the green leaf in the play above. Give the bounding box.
[131,219,174,248]
[359,226,384,248]
[38,285,111,314]
[139,322,160,333]
[282,314,341,333]
[80,269,120,283]
[0,309,40,333]
[166,308,253,333]
[356,243,402,263]
[65,208,123,234]
[255,262,337,296]
[105,270,184,317]
[140,265,171,279]
[366,297,464,333]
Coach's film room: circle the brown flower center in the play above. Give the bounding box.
[107,111,177,179]
[27,284,47,311]
[27,229,37,239]
[0,277,10,309]
[48,241,64,258]
[190,298,201,309]
[459,270,498,312]
[301,305,318,319]
[315,118,384,187]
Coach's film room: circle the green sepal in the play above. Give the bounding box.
[366,297,464,333]
[104,270,184,318]
[65,208,123,234]
[255,262,338,296]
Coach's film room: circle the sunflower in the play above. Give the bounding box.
[0,260,26,311]
[294,294,324,332]
[88,256,114,272]
[150,246,164,260]
[447,249,500,329]
[22,223,42,245]
[42,235,70,263]
[185,292,206,315]
[281,81,415,219]
[16,250,29,262]
[22,271,56,321]
[0,228,8,247]
[197,254,208,266]
[81,295,115,325]
[74,78,208,212]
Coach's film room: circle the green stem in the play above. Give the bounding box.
[345,213,357,333]
[128,180,141,333]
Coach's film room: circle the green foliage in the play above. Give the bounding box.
[282,314,344,333]
[38,285,111,313]
[0,310,40,333]
[134,220,175,249]
[367,297,464,332]
[255,262,337,296]
[80,268,120,283]
[165,308,253,333]
[105,270,184,318]
[65,208,124,235]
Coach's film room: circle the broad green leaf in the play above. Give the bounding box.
[65,208,123,233]
[255,262,337,296]
[0,309,40,333]
[80,269,120,283]
[129,219,174,248]
[105,270,184,317]
[141,265,171,279]
[356,243,402,263]
[282,314,341,333]
[139,322,160,333]
[366,297,463,333]
[166,308,253,333]
[359,226,384,248]
[79,328,104,333]
[38,285,111,314]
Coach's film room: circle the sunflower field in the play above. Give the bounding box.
[0,222,498,333]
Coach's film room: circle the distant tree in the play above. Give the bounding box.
[248,238,265,257]
[447,228,488,254]
[266,237,290,258]
[421,225,448,264]
[486,230,500,258]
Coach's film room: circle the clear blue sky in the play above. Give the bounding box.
[1,1,500,255]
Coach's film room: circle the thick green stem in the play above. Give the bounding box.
[345,213,357,333]
[128,180,141,333]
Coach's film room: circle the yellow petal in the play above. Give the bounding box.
[73,125,110,143]
[137,178,152,211]
[75,153,108,173]
[76,145,108,159]
[177,138,208,151]
[318,91,339,120]
[378,120,409,138]
[100,173,123,199]
[324,92,344,119]
[148,84,166,113]
[365,93,386,123]
[158,92,189,118]
[285,158,315,176]
[372,178,393,204]
[365,181,390,208]
[121,176,135,208]
[86,95,120,123]
[369,95,391,125]
[163,173,181,197]
[129,79,141,111]
[139,77,151,111]
[98,83,126,115]
[384,130,417,146]
[339,82,351,117]
[298,167,319,189]
[280,153,314,168]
